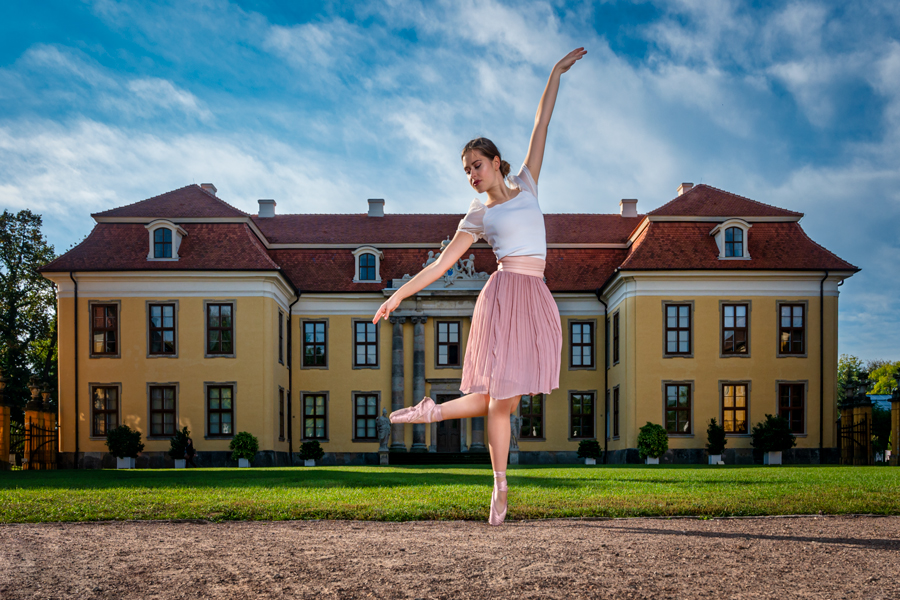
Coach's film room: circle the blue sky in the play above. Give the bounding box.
[1,0,898,361]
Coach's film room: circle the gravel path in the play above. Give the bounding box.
[1,515,898,599]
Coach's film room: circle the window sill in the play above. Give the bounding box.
[89,354,121,359]
[147,257,179,262]
[352,278,383,283]
[663,354,694,359]
[568,437,598,442]
[519,437,546,442]
[568,366,598,371]
[434,365,462,370]
[717,256,751,261]
[776,353,808,359]
[724,433,751,437]
[301,438,329,443]
[205,354,236,359]
[351,365,380,370]
[148,354,178,359]
[719,353,751,359]
[300,365,329,370]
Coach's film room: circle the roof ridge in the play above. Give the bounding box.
[251,212,645,217]
[240,223,281,269]
[648,184,802,217]
[196,185,249,216]
[91,184,197,217]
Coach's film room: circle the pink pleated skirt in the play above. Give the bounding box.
[459,256,562,399]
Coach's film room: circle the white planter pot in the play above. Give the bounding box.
[764,451,782,465]
[708,454,722,465]
[238,458,250,468]
[304,459,315,467]
[174,459,186,469]
[116,457,135,469]
[645,457,659,465]
[584,457,596,465]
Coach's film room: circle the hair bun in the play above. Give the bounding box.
[500,160,511,178]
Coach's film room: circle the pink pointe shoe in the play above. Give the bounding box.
[389,397,443,424]
[489,471,509,526]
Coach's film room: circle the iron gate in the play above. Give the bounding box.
[14,419,58,470]
[840,414,870,466]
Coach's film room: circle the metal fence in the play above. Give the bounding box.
[839,414,871,466]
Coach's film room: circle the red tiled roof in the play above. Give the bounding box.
[648,185,803,218]
[40,223,279,272]
[618,222,857,271]
[92,185,248,219]
[252,214,644,245]
[271,247,627,293]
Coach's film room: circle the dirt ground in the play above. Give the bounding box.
[1,515,898,599]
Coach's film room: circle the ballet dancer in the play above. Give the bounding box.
[373,47,586,525]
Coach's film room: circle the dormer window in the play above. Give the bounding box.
[154,228,172,258]
[710,219,751,260]
[352,246,384,283]
[725,227,743,257]
[146,220,187,261]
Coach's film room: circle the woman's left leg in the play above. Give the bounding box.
[486,395,520,525]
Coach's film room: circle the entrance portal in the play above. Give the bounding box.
[435,394,461,453]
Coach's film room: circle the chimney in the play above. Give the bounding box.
[619,199,638,218]
[258,199,276,218]
[200,183,217,196]
[677,182,693,196]
[368,198,385,217]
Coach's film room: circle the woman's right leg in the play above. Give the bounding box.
[438,392,490,420]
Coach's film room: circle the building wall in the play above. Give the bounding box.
[55,290,289,455]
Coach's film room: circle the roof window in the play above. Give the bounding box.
[146,220,187,261]
[710,219,751,260]
[352,246,384,283]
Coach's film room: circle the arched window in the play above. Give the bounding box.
[359,253,376,280]
[725,227,743,257]
[154,228,173,258]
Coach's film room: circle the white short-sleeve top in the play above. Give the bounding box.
[456,163,547,261]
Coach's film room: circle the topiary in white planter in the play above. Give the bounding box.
[116,457,135,469]
[645,457,659,465]
[230,432,259,468]
[708,454,722,465]
[637,422,668,465]
[238,458,251,468]
[304,459,315,467]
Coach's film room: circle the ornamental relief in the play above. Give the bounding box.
[401,237,489,287]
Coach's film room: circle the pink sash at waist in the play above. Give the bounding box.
[497,256,545,278]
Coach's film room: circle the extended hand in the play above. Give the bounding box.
[373,294,402,324]
[554,47,586,75]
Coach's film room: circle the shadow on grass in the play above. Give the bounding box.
[0,465,860,494]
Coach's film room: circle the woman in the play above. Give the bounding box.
[373,47,586,525]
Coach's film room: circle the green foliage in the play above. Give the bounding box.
[168,426,191,460]
[838,354,868,402]
[750,414,797,453]
[105,425,145,459]
[871,406,891,454]
[0,209,57,417]
[576,439,602,460]
[637,422,668,459]
[298,440,324,461]
[869,361,900,395]
[229,431,259,462]
[706,418,727,455]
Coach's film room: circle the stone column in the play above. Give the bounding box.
[410,316,428,452]
[389,316,407,452]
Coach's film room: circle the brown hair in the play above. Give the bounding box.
[461,137,510,178]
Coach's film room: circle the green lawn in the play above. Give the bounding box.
[1,465,898,523]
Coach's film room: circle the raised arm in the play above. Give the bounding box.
[524,47,587,184]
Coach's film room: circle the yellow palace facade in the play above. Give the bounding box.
[40,182,857,467]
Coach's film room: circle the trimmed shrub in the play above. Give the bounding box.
[105,425,145,459]
[298,440,325,461]
[168,426,191,460]
[637,422,668,459]
[229,431,259,462]
[577,439,602,460]
[750,414,797,453]
[706,418,727,456]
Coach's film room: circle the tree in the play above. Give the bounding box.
[868,361,900,395]
[837,354,867,403]
[0,209,57,419]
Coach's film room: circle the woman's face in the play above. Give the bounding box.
[462,150,499,194]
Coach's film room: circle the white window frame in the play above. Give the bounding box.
[352,246,384,283]
[709,219,751,260]
[146,219,187,261]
